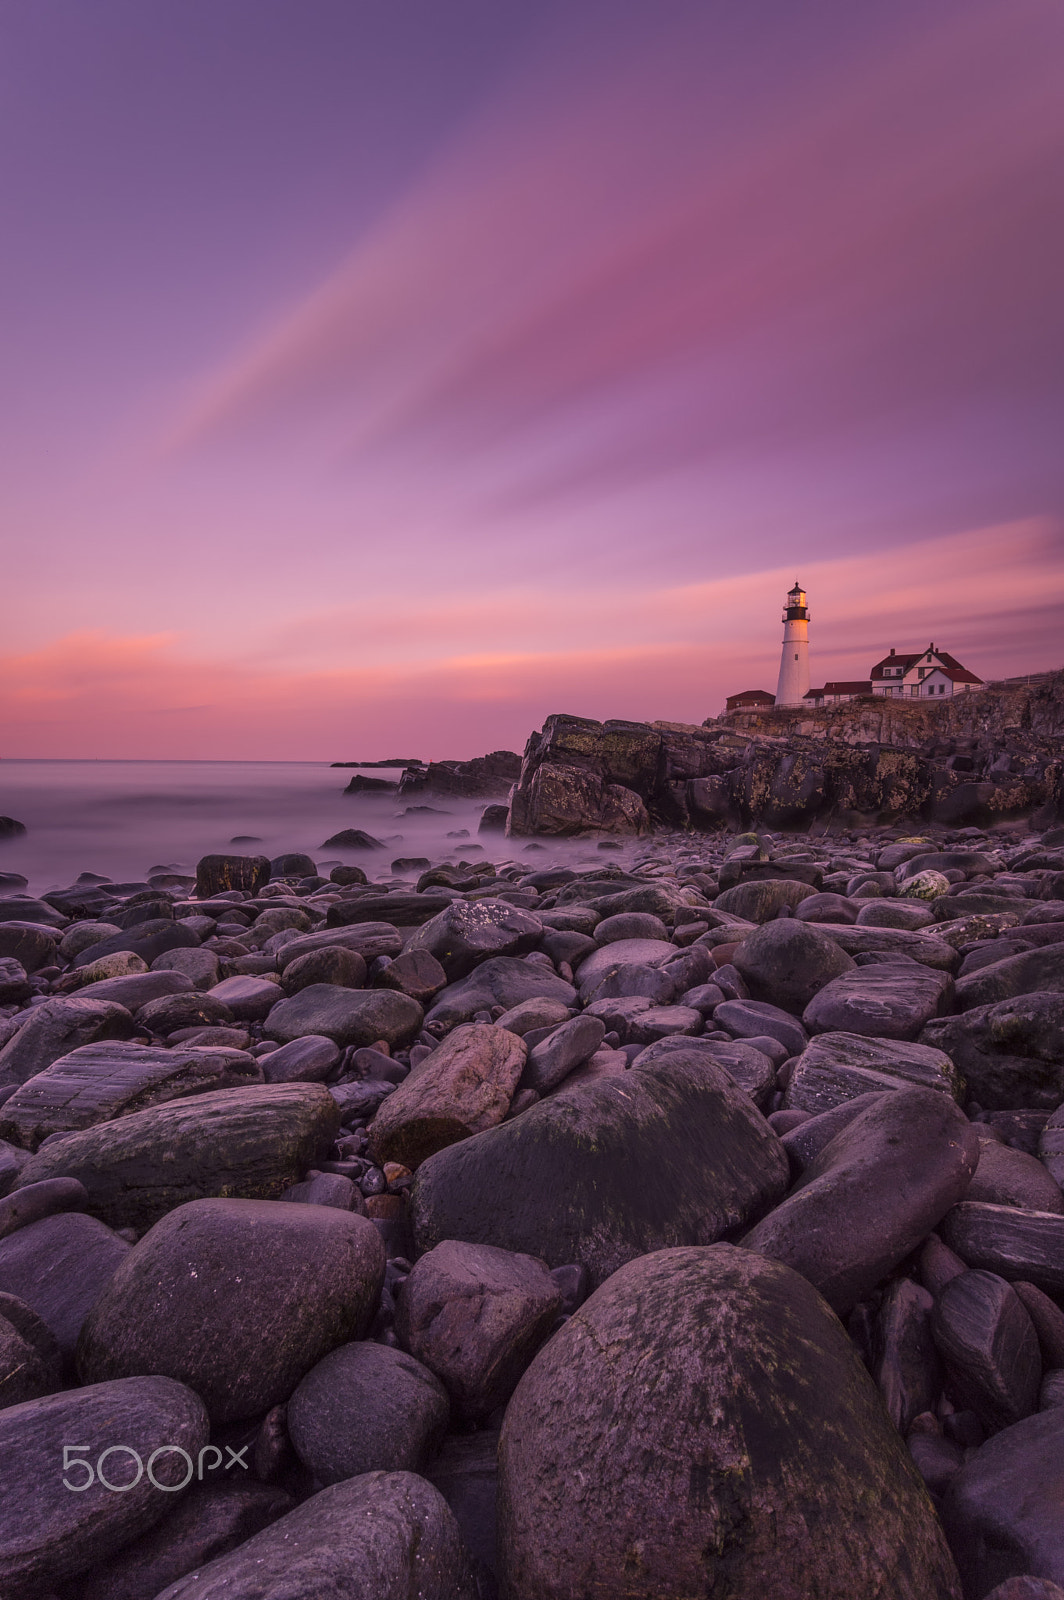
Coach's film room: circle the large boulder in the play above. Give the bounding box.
[287,1341,449,1482]
[0,1376,209,1595]
[782,1032,962,1115]
[0,921,61,971]
[147,1472,479,1600]
[732,919,856,1012]
[395,1239,562,1421]
[263,984,423,1049]
[713,878,818,922]
[0,997,135,1086]
[195,854,270,898]
[956,946,1064,1011]
[0,1212,130,1360]
[406,899,543,979]
[12,1084,340,1231]
[921,994,1064,1110]
[411,1052,789,1288]
[803,965,954,1041]
[942,1407,1064,1597]
[806,923,960,971]
[73,919,201,969]
[78,1198,385,1423]
[507,761,649,835]
[425,957,577,1028]
[498,1245,962,1600]
[277,923,404,965]
[742,1086,980,1314]
[77,1478,295,1600]
[0,1041,261,1150]
[368,1023,526,1168]
[940,1203,1064,1296]
[931,1270,1041,1435]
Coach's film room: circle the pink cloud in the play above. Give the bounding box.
[2,521,1059,759]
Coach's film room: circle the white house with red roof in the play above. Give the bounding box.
[869,643,984,699]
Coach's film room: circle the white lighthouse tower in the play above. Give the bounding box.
[775,580,810,707]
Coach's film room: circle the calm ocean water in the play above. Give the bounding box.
[0,761,614,895]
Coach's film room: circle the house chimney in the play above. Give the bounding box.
[889,647,895,656]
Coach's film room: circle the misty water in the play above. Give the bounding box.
[0,761,628,896]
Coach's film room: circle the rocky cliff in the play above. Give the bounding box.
[506,671,1064,835]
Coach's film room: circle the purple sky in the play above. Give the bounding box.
[2,0,1063,758]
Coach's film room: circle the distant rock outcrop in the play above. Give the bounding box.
[505,672,1064,835]
[397,751,522,801]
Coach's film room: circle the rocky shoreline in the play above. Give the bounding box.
[1,715,1064,1594]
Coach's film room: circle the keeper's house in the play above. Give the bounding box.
[869,644,984,699]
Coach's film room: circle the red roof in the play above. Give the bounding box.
[726,689,775,709]
[870,646,981,684]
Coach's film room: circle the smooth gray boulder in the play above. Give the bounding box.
[0,1376,209,1594]
[743,1086,980,1314]
[954,945,1064,1011]
[411,1053,789,1287]
[732,919,855,1012]
[405,898,543,979]
[498,1245,962,1600]
[0,921,63,971]
[13,1083,340,1231]
[808,923,960,971]
[264,984,423,1049]
[636,1033,777,1109]
[259,1033,340,1083]
[150,946,221,989]
[280,945,367,993]
[969,1137,1064,1215]
[0,1175,89,1240]
[715,997,808,1056]
[941,1203,1064,1295]
[205,975,281,1021]
[77,1479,295,1600]
[395,1239,562,1420]
[287,1341,449,1483]
[574,937,677,988]
[150,1471,478,1600]
[78,1197,385,1423]
[425,957,577,1028]
[522,1014,607,1094]
[942,1407,1064,1597]
[713,878,818,921]
[369,1023,527,1168]
[276,922,404,966]
[803,964,954,1040]
[0,1041,261,1150]
[74,970,195,1009]
[0,997,135,1086]
[0,1210,130,1359]
[783,1031,963,1114]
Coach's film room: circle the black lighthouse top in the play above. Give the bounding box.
[783,581,808,622]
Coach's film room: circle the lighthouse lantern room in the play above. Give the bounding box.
[775,581,810,707]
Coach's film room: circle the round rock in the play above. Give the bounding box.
[498,1244,962,1599]
[77,1197,385,1423]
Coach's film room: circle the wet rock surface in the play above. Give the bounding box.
[2,766,1064,1595]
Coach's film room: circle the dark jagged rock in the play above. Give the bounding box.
[398,749,521,800]
[195,854,270,898]
[921,994,1064,1110]
[940,1203,1064,1295]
